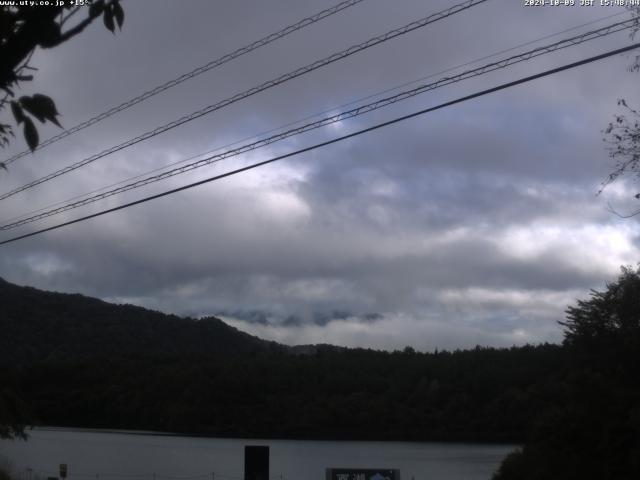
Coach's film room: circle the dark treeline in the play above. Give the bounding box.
[0,276,564,442]
[493,267,640,480]
[5,344,565,442]
[2,269,640,479]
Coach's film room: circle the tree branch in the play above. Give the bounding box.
[605,201,640,218]
[59,5,82,27]
[56,14,97,45]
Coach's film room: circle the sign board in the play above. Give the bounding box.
[59,464,67,479]
[326,469,400,480]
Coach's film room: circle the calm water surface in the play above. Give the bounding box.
[0,429,514,480]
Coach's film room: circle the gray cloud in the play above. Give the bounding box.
[1,0,639,351]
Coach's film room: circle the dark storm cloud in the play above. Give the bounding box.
[1,0,639,350]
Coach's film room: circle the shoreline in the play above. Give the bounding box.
[25,426,520,447]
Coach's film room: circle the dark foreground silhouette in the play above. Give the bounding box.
[1,277,563,442]
[1,268,639,479]
[493,266,640,480]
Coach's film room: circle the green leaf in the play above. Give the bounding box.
[103,7,115,33]
[113,1,124,29]
[11,101,24,124]
[23,117,39,152]
[20,94,62,127]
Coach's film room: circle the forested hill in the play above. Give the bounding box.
[3,270,640,477]
[0,278,572,443]
[0,277,282,366]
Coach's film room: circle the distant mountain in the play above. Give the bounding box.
[0,277,569,444]
[0,277,282,366]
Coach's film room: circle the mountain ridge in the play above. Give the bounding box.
[0,277,283,366]
[0,277,570,443]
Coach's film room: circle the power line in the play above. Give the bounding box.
[2,9,629,228]
[1,42,637,247]
[1,0,366,166]
[0,0,490,202]
[1,17,635,231]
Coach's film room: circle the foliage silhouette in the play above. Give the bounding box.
[0,0,123,158]
[493,266,640,480]
[0,277,565,442]
[600,6,640,209]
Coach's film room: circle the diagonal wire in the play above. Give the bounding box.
[1,9,628,227]
[0,16,636,231]
[0,0,490,202]
[1,42,638,247]
[1,0,366,166]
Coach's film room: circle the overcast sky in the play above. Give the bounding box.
[1,0,640,351]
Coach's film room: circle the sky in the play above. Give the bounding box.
[1,0,640,351]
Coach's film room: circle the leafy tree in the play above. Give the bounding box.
[0,1,124,438]
[0,0,124,158]
[601,99,640,210]
[493,266,640,480]
[561,265,640,352]
[0,378,31,440]
[600,6,640,211]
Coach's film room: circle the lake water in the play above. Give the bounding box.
[0,429,514,480]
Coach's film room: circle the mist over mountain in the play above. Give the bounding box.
[0,277,567,443]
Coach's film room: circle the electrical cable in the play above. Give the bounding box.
[1,17,635,231]
[1,0,367,166]
[1,9,629,226]
[0,0,490,201]
[1,41,637,247]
